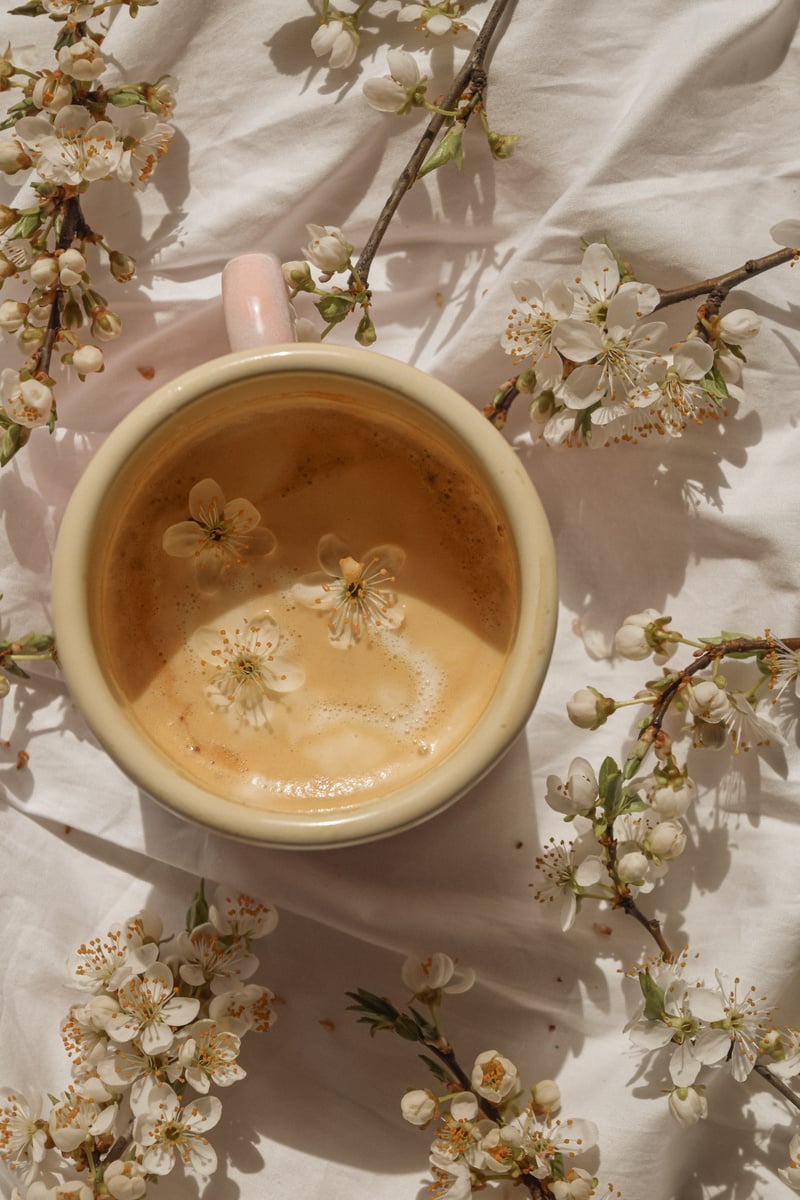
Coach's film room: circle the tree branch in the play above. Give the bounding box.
[351,0,517,289]
[655,247,797,312]
[754,1062,800,1114]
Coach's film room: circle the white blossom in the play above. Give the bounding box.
[550,1168,597,1200]
[207,984,276,1035]
[401,953,475,997]
[72,344,104,374]
[545,756,598,816]
[310,18,358,69]
[0,370,52,428]
[162,478,276,592]
[648,819,687,861]
[109,105,173,189]
[0,1089,49,1183]
[533,837,606,931]
[48,1087,117,1152]
[502,278,574,392]
[470,1050,520,1104]
[176,925,259,995]
[779,1133,800,1192]
[178,1020,245,1093]
[132,1082,221,1177]
[16,106,122,185]
[68,912,161,993]
[57,37,105,81]
[194,613,305,730]
[293,533,405,648]
[646,776,695,819]
[32,73,73,113]
[105,963,200,1055]
[208,887,278,939]
[363,50,423,114]
[301,223,353,274]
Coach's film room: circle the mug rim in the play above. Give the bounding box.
[52,342,558,848]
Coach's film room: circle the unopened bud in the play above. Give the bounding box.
[109,250,136,282]
[0,252,15,281]
[531,1079,560,1114]
[0,138,31,175]
[282,260,314,291]
[58,248,87,287]
[355,311,376,346]
[90,308,122,340]
[566,686,616,730]
[487,130,518,160]
[72,344,104,374]
[19,327,44,350]
[61,297,84,329]
[30,256,59,289]
[0,299,28,332]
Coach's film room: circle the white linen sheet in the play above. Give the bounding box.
[1,3,799,1198]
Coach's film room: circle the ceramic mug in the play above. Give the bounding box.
[52,254,557,848]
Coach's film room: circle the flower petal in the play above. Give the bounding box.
[162,521,205,557]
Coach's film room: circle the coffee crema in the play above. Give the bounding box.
[95,389,519,813]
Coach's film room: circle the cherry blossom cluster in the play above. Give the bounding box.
[349,954,604,1200]
[498,241,766,448]
[625,950,800,1133]
[537,612,799,934]
[0,883,278,1199]
[0,0,175,464]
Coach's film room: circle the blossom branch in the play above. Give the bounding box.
[350,0,516,291]
[488,240,796,439]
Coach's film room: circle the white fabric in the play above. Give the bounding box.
[1,2,800,1198]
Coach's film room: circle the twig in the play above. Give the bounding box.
[351,0,517,289]
[617,894,674,962]
[754,1062,800,1114]
[655,247,797,312]
[31,194,93,381]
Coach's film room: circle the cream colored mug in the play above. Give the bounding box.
[52,254,557,848]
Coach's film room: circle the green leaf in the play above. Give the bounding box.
[10,210,42,240]
[638,969,666,1021]
[417,124,464,178]
[701,365,729,402]
[0,421,29,467]
[598,756,620,795]
[315,293,354,324]
[418,1054,451,1084]
[9,1,45,14]
[724,340,746,362]
[185,879,209,930]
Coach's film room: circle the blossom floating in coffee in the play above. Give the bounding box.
[292,533,405,648]
[195,613,304,729]
[162,478,276,592]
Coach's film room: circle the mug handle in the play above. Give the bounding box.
[221,252,296,351]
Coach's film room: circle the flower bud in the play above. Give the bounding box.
[109,250,136,283]
[471,1050,521,1103]
[487,130,519,160]
[91,308,122,340]
[614,609,668,661]
[0,300,29,332]
[687,679,732,723]
[400,1088,437,1126]
[32,72,73,114]
[566,686,616,730]
[282,260,314,291]
[19,327,44,350]
[302,224,353,274]
[617,849,649,883]
[0,252,15,281]
[0,205,17,233]
[531,1078,560,1114]
[648,819,686,861]
[72,344,104,374]
[667,1085,708,1126]
[30,256,59,289]
[59,248,87,287]
[649,778,694,819]
[0,138,31,174]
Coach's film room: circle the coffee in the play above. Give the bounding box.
[93,384,518,814]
